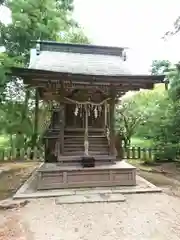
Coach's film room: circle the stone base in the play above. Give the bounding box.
[37,161,136,190]
[55,193,126,204]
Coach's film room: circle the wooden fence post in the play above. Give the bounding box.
[137,147,141,159]
[132,147,135,159]
[148,148,152,161]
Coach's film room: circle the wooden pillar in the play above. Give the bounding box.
[32,88,39,147]
[104,102,107,127]
[59,103,65,155]
[109,97,116,156]
[84,104,89,156]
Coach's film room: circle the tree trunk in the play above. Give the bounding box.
[9,134,13,149]
[31,88,39,148]
[127,137,131,146]
[21,88,30,122]
[20,88,30,147]
[124,138,128,148]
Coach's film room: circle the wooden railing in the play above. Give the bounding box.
[123,146,180,161]
[0,147,44,161]
[123,147,154,160]
[0,146,179,162]
[105,126,110,146]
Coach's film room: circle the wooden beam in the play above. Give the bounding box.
[26,81,153,92]
[10,67,165,83]
[24,77,161,86]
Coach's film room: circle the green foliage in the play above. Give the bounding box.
[0,135,9,149]
[0,0,6,5]
[0,0,83,62]
[154,144,179,162]
[131,137,153,148]
[135,86,171,140]
[62,28,91,44]
[164,16,180,36]
[116,91,150,146]
[0,53,23,101]
[168,66,180,101]
[0,0,89,150]
[123,60,180,162]
[151,60,171,75]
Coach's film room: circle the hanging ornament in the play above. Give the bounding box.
[74,104,79,116]
[98,105,102,113]
[80,105,82,117]
[94,106,98,118]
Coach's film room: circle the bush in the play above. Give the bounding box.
[154,143,179,162]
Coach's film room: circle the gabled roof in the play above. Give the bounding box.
[29,51,131,76]
[29,41,130,76]
[9,41,165,92]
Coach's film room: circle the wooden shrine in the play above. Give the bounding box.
[10,41,164,189]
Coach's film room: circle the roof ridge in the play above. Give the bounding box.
[33,41,127,57]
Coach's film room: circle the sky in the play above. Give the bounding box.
[1,0,180,73]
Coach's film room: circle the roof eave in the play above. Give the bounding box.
[9,67,165,83]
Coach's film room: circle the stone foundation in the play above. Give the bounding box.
[37,161,136,190]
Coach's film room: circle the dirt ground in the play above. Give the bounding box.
[136,161,180,198]
[1,193,180,240]
[1,161,180,239]
[0,162,40,200]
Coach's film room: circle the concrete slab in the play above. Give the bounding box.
[15,190,76,199]
[75,188,112,195]
[55,193,126,204]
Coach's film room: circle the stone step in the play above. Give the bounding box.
[64,138,108,142]
[57,155,115,161]
[64,135,106,139]
[64,148,109,151]
[63,151,109,156]
[63,143,108,146]
[64,142,108,146]
[63,143,108,147]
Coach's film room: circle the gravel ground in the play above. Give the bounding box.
[4,192,179,240]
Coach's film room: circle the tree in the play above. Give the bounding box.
[116,91,150,147]
[164,16,180,36]
[116,83,170,147]
[168,64,180,101]
[0,0,81,62]
[151,60,171,75]
[0,0,90,149]
[62,28,90,44]
[135,60,180,160]
[116,58,180,161]
[0,0,6,5]
[0,53,23,102]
